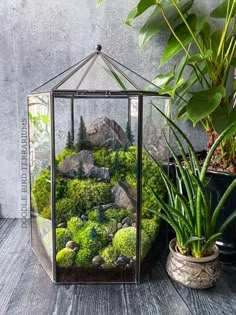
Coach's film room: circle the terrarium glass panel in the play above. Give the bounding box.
[28,94,53,280]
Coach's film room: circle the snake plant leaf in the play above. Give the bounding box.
[161,14,205,64]
[187,86,226,126]
[210,0,236,19]
[138,0,193,49]
[125,0,157,26]
[184,236,204,247]
[200,233,222,254]
[230,57,236,67]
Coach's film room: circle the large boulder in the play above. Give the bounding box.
[58,150,110,181]
[58,150,94,174]
[87,117,130,149]
[111,182,137,210]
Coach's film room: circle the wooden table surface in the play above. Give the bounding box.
[0,219,235,315]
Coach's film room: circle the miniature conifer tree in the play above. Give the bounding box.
[76,161,85,180]
[96,204,106,224]
[89,227,97,241]
[65,131,74,150]
[112,149,122,176]
[75,116,91,151]
[125,121,134,146]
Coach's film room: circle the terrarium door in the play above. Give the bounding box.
[28,93,53,281]
[53,95,141,283]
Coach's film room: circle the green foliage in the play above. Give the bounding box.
[56,248,75,268]
[40,206,51,220]
[32,170,51,213]
[105,208,131,222]
[66,179,111,211]
[76,161,86,180]
[126,0,236,167]
[56,228,72,253]
[142,218,160,242]
[67,217,84,234]
[65,131,74,150]
[55,198,79,225]
[75,116,91,151]
[75,248,93,267]
[100,246,119,267]
[113,227,151,259]
[72,221,108,256]
[93,148,112,168]
[125,121,135,145]
[147,106,236,258]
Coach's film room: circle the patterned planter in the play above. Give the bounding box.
[166,239,222,289]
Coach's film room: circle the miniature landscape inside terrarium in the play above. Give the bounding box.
[29,95,168,282]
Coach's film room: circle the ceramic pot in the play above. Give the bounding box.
[166,239,222,289]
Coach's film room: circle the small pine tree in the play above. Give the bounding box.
[112,149,122,176]
[65,131,74,149]
[96,204,106,224]
[125,121,134,146]
[76,161,85,180]
[75,116,91,151]
[89,227,97,241]
[123,142,128,152]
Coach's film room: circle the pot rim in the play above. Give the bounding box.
[169,238,219,263]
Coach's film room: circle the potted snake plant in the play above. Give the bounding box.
[146,105,236,289]
[125,0,236,262]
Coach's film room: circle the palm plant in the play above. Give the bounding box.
[146,104,236,258]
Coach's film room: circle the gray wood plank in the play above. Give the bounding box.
[0,219,31,315]
[166,264,236,315]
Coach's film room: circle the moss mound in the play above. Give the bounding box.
[56,248,75,267]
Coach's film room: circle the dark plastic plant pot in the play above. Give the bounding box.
[206,170,236,264]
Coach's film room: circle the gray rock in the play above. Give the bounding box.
[122,223,129,228]
[111,182,137,210]
[58,149,110,181]
[87,165,110,182]
[66,240,77,249]
[117,223,122,230]
[116,255,130,266]
[122,216,132,226]
[87,117,130,149]
[58,150,94,174]
[57,223,66,228]
[92,255,104,267]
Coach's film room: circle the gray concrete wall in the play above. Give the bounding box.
[0,0,220,218]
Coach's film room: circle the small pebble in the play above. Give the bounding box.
[108,233,114,241]
[65,240,77,249]
[73,246,79,252]
[117,255,129,266]
[132,223,137,228]
[57,223,66,228]
[92,255,104,267]
[81,214,87,221]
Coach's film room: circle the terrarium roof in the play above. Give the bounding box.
[31,45,162,95]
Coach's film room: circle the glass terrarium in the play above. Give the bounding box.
[28,45,170,284]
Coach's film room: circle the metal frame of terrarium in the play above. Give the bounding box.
[28,44,169,284]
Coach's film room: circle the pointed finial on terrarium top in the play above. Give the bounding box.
[96,44,102,52]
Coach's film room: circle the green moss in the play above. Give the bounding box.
[113,227,151,259]
[55,197,79,225]
[56,248,75,267]
[75,248,93,267]
[40,206,51,220]
[56,228,72,253]
[142,218,160,242]
[105,208,131,222]
[104,219,117,235]
[32,170,67,214]
[66,179,111,211]
[93,148,112,168]
[67,217,84,234]
[32,170,51,213]
[100,246,118,267]
[72,221,108,256]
